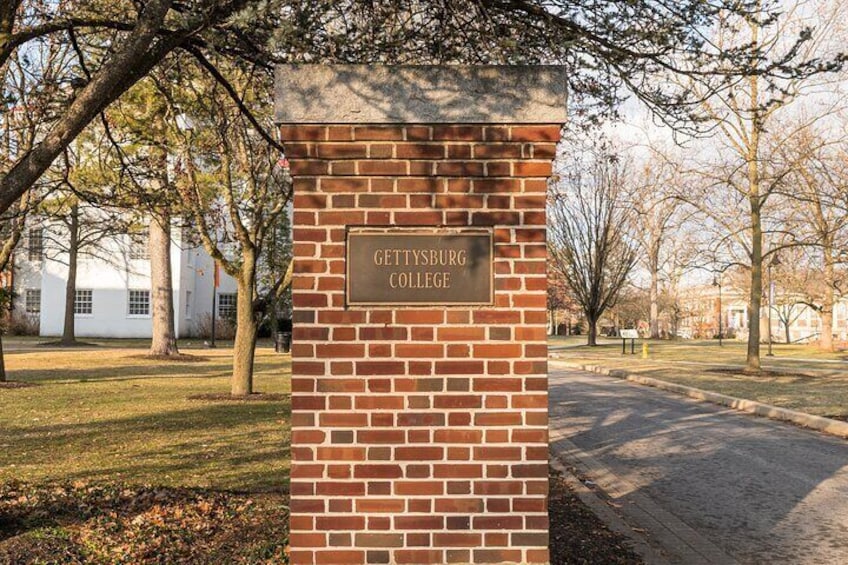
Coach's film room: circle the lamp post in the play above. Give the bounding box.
[767,254,781,357]
[712,275,723,346]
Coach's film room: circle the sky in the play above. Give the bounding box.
[596,0,848,292]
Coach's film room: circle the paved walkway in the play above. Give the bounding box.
[549,366,848,565]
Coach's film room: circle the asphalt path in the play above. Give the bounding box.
[549,366,848,565]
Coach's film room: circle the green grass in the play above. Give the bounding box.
[551,336,848,419]
[0,343,291,492]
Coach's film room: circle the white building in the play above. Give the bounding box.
[676,283,848,344]
[10,221,238,339]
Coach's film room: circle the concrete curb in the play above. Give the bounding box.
[551,360,848,440]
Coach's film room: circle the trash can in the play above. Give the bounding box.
[275,331,292,353]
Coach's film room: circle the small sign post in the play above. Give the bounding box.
[620,329,639,355]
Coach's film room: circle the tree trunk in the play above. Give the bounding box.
[269,295,280,337]
[784,320,791,345]
[149,212,179,356]
[61,204,80,346]
[649,248,660,339]
[745,140,762,372]
[0,333,6,382]
[820,249,835,352]
[820,306,833,351]
[746,210,762,372]
[231,254,258,396]
[587,317,598,346]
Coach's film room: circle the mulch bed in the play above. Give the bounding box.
[0,482,289,565]
[549,468,643,564]
[128,354,210,363]
[0,381,36,389]
[36,341,100,348]
[707,367,816,378]
[1,472,642,564]
[187,393,290,402]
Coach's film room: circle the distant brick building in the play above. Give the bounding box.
[676,283,848,344]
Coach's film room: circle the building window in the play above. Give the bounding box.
[217,293,236,319]
[74,289,93,315]
[25,289,41,314]
[28,228,43,261]
[130,229,149,260]
[128,289,150,316]
[185,290,192,319]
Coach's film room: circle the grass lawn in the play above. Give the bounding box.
[551,336,848,419]
[0,342,291,491]
[0,341,291,564]
[0,338,651,564]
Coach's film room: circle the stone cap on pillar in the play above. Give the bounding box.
[275,65,568,124]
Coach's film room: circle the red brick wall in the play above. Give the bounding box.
[285,124,557,565]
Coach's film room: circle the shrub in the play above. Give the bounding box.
[8,312,39,336]
[192,313,236,340]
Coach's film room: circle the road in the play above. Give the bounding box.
[549,366,848,565]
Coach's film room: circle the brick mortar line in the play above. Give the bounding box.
[288,512,548,516]
[301,206,547,210]
[297,545,547,548]
[291,471,548,476]
[295,312,544,316]
[551,360,848,439]
[291,524,548,527]
[294,436,550,438]
[290,472,548,478]
[297,157,556,161]
[291,424,544,426]
[299,172,553,176]
[292,412,546,415]
[292,338,549,341]
[295,446,543,449]
[294,258,550,261]
[288,515,550,519]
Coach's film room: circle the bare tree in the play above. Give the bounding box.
[547,268,578,336]
[630,154,685,338]
[765,247,812,344]
[173,73,292,396]
[36,193,128,346]
[2,0,838,218]
[0,0,269,214]
[778,125,848,351]
[0,40,64,377]
[548,136,638,346]
[676,1,846,371]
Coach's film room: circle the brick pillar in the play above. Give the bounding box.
[278,65,566,565]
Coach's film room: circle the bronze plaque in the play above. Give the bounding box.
[346,228,493,306]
